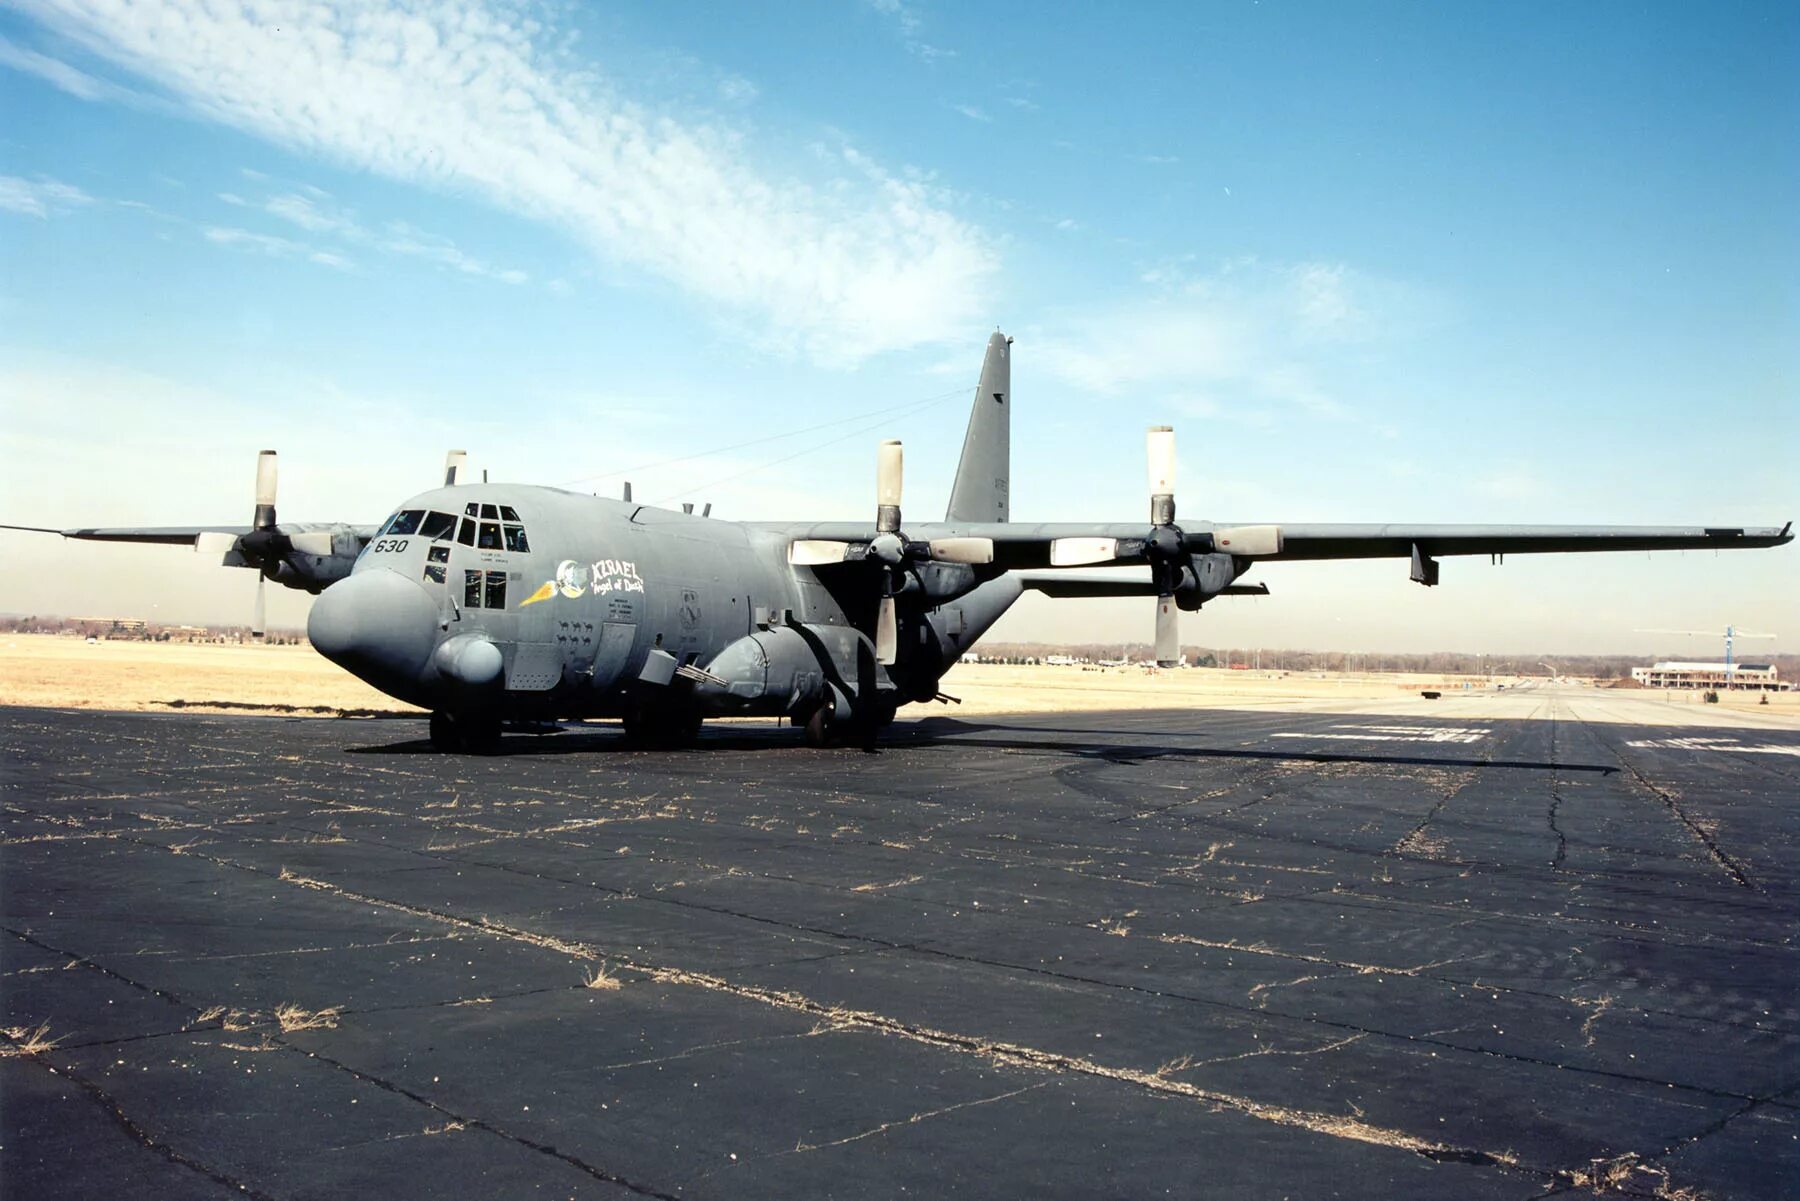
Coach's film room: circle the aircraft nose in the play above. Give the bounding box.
[307,569,440,692]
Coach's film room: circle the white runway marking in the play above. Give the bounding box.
[1272,725,1491,745]
[1624,736,1800,757]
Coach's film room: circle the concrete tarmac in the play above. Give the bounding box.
[3,691,1796,1199]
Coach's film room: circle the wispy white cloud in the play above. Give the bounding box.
[20,0,996,364]
[1034,259,1418,422]
[953,103,991,123]
[257,189,529,284]
[0,32,146,104]
[866,0,954,62]
[0,174,93,218]
[204,225,354,270]
[1137,154,1180,165]
[717,74,758,105]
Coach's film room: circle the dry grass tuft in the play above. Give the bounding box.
[273,1003,343,1033]
[1,1022,62,1056]
[194,1005,227,1024]
[851,874,924,893]
[583,965,623,991]
[1152,1055,1194,1079]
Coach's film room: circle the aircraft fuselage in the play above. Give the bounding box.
[306,483,1016,737]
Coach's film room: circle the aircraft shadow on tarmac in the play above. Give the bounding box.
[343,714,1615,773]
[888,718,1617,774]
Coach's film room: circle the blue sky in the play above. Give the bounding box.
[1,1,1794,652]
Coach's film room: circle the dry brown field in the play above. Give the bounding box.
[2,633,1795,730]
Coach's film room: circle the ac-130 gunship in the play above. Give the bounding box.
[8,332,1789,750]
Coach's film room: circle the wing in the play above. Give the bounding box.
[1265,523,1795,561]
[1,522,381,592]
[1,523,253,545]
[758,520,1793,570]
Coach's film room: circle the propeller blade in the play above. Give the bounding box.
[252,574,267,639]
[1154,595,1179,667]
[789,539,855,566]
[876,440,903,534]
[1147,425,1175,526]
[444,449,467,487]
[1213,524,1283,556]
[875,595,898,665]
[1050,537,1119,566]
[288,530,335,556]
[253,450,278,531]
[926,537,994,565]
[194,531,238,562]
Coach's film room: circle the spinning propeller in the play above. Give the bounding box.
[789,440,994,665]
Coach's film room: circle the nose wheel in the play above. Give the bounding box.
[429,710,500,754]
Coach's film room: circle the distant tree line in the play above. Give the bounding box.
[0,615,304,645]
[974,641,1799,680]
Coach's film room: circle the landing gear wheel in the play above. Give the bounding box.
[429,711,458,752]
[803,702,835,748]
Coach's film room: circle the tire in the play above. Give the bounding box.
[803,702,835,747]
[429,711,459,752]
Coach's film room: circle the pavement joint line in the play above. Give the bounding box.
[1547,701,1570,869]
[6,1052,285,1201]
[692,1080,1056,1179]
[6,917,689,1199]
[281,1046,684,1201]
[1569,709,1757,892]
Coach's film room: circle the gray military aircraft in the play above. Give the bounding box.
[6,332,1791,751]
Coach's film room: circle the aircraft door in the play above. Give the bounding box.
[588,621,637,690]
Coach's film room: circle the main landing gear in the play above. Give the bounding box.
[429,710,500,754]
[801,697,897,748]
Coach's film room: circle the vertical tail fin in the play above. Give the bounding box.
[945,331,1011,522]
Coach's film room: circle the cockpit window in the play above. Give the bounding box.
[464,502,479,517]
[456,518,476,546]
[480,503,499,520]
[419,511,457,541]
[503,525,529,552]
[387,509,425,536]
[499,505,520,522]
[478,522,502,550]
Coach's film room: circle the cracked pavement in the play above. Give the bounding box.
[3,692,1797,1199]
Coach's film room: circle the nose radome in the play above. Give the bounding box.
[307,569,440,691]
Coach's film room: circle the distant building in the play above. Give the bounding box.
[70,617,148,636]
[1631,661,1782,691]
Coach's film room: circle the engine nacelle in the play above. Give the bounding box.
[691,626,835,716]
[1175,552,1251,611]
